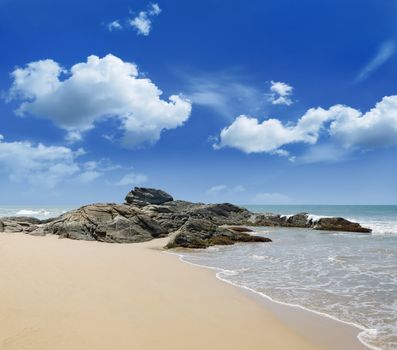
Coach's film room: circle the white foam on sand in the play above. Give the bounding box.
[167,250,381,350]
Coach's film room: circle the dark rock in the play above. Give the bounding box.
[125,187,173,207]
[286,213,312,228]
[0,220,4,232]
[313,217,372,233]
[166,219,271,249]
[252,213,288,227]
[44,203,167,243]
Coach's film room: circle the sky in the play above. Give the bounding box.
[0,0,397,205]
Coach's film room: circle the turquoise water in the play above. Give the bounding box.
[178,205,397,350]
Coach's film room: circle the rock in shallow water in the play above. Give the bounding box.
[166,219,271,249]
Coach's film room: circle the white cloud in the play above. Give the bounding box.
[149,3,161,15]
[130,11,152,36]
[0,136,83,188]
[215,95,397,158]
[252,192,292,204]
[107,20,122,32]
[75,171,103,184]
[107,3,161,36]
[114,172,148,186]
[356,41,395,82]
[129,3,161,36]
[8,54,192,147]
[329,95,397,148]
[0,136,147,188]
[268,81,294,106]
[206,184,245,195]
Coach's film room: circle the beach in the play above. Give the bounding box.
[0,232,366,350]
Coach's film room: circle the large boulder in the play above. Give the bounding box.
[166,218,271,249]
[125,187,174,207]
[44,203,167,243]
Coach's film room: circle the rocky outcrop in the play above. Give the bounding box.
[313,217,372,233]
[141,200,252,232]
[252,212,371,233]
[44,203,167,243]
[0,217,40,234]
[0,187,372,248]
[166,219,271,249]
[125,187,173,207]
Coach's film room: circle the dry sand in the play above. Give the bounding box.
[0,233,366,350]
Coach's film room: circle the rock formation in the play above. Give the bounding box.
[0,187,372,248]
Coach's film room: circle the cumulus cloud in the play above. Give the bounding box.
[130,3,161,35]
[356,41,396,82]
[215,95,397,158]
[8,54,192,147]
[268,81,294,106]
[0,136,85,188]
[114,172,148,186]
[0,136,147,188]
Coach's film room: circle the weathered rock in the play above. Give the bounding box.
[0,219,39,233]
[142,201,252,233]
[125,187,173,207]
[166,219,271,249]
[313,217,372,233]
[286,213,312,228]
[44,203,167,243]
[1,187,371,247]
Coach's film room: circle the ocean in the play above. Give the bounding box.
[178,205,397,350]
[1,204,396,349]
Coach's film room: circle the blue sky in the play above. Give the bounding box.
[0,0,396,205]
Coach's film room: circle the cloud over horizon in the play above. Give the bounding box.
[215,95,397,160]
[8,54,192,148]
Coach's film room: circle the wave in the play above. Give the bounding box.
[16,209,51,217]
[166,250,383,350]
[164,252,382,350]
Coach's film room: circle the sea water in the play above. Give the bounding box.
[0,205,74,220]
[1,204,396,349]
[177,205,397,350]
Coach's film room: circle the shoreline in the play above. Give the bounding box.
[172,251,373,350]
[0,233,369,350]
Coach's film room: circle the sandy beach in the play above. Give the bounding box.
[0,233,367,350]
